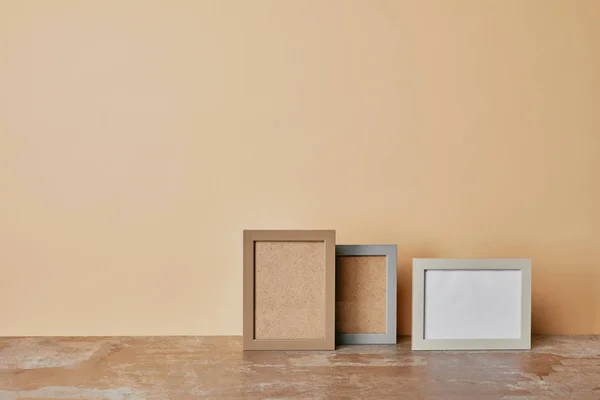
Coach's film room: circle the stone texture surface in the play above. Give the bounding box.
[0,336,599,399]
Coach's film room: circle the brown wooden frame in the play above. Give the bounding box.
[243,230,336,350]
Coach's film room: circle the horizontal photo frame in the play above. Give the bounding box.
[412,258,532,351]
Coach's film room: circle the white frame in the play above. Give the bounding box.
[412,258,531,351]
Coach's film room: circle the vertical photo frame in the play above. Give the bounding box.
[335,245,397,345]
[243,230,336,350]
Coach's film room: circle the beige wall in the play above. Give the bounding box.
[1,0,599,336]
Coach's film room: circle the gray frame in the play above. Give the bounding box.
[336,245,397,345]
[412,258,532,351]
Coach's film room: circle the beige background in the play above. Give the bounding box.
[1,0,599,336]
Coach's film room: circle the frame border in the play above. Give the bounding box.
[243,230,336,350]
[335,245,397,345]
[412,258,532,351]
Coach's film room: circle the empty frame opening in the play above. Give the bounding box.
[254,241,325,340]
[424,270,522,340]
[336,256,386,334]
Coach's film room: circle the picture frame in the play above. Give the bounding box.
[243,230,336,350]
[336,245,397,345]
[412,258,532,351]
